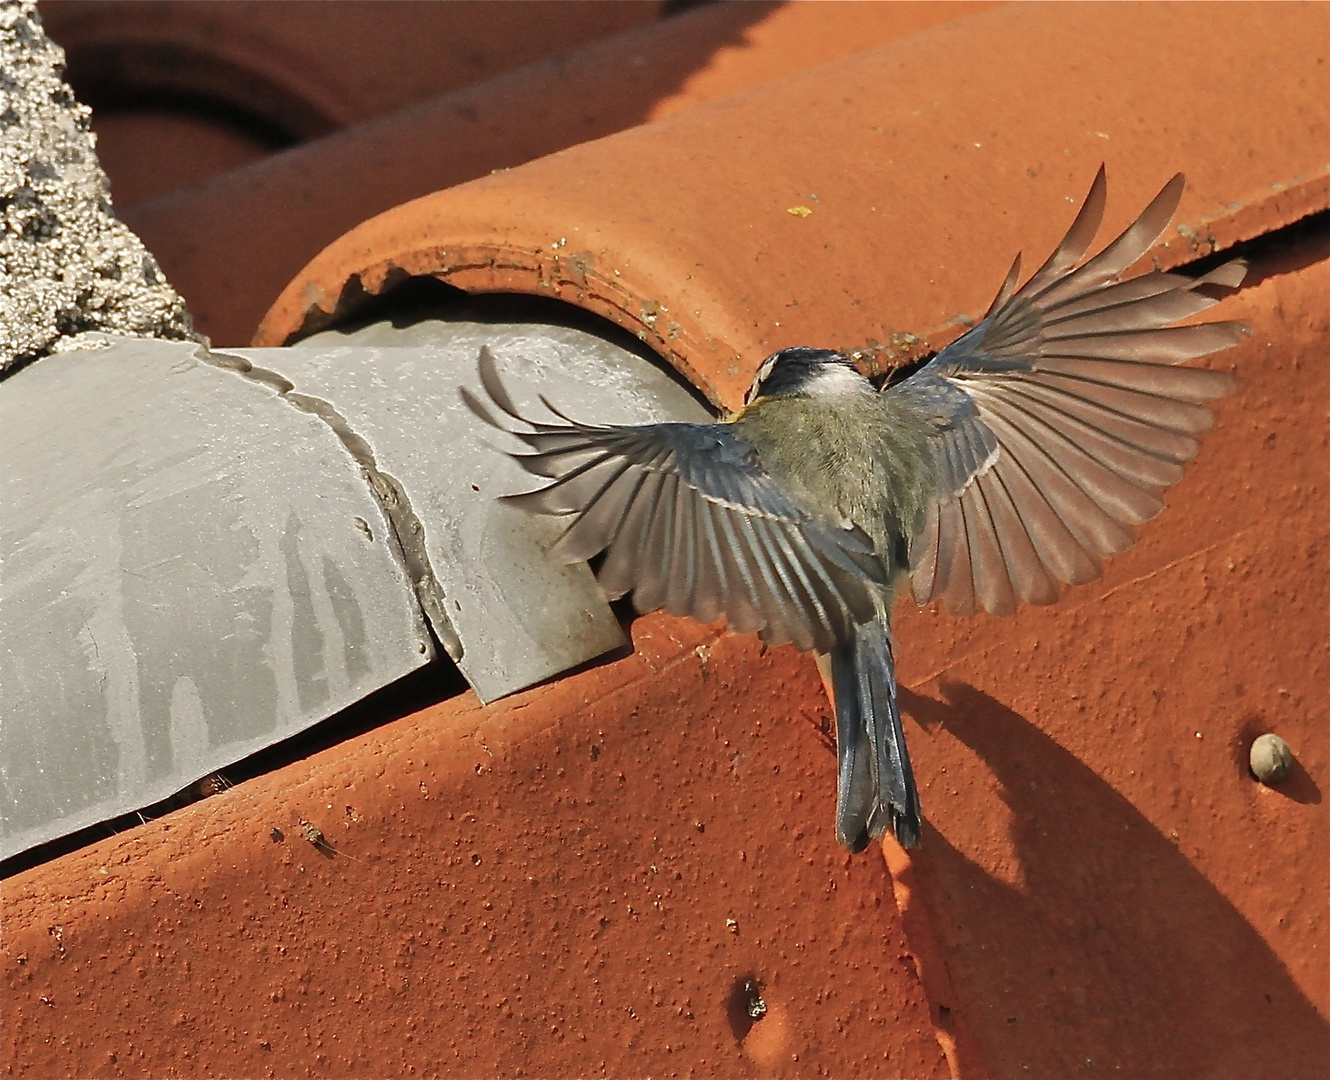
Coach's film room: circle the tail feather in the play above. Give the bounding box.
[831,619,921,850]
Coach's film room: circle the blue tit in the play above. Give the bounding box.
[462,167,1247,852]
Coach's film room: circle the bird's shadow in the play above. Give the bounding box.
[899,682,1329,1078]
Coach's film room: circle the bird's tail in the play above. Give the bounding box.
[830,618,921,850]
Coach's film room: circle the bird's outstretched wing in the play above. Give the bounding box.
[891,167,1248,616]
[462,349,887,654]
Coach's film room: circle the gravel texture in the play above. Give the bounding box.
[0,1,196,374]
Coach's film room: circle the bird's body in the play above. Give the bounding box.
[732,359,939,847]
[736,370,936,577]
[465,169,1247,852]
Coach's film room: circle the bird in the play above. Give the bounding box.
[461,167,1248,852]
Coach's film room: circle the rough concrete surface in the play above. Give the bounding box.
[0,1,193,374]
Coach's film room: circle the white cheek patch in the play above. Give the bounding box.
[807,363,871,399]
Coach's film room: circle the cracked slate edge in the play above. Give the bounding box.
[207,347,464,660]
[231,317,713,702]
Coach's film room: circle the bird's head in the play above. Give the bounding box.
[743,347,869,405]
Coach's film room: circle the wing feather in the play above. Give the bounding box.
[891,171,1245,614]
[632,470,678,614]
[974,467,1060,609]
[464,349,886,651]
[959,479,1016,616]
[598,467,665,600]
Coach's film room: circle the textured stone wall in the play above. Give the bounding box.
[0,1,195,374]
